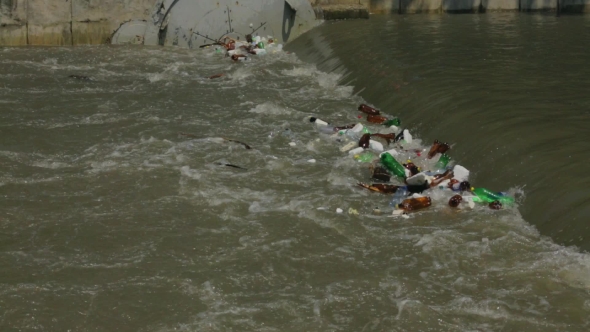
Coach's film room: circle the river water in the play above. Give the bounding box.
[1,13,590,332]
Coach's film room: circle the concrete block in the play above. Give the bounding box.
[481,0,519,10]
[72,21,114,44]
[72,0,152,22]
[0,0,27,25]
[28,23,72,45]
[443,0,480,12]
[370,0,400,13]
[520,0,556,10]
[402,0,443,12]
[27,0,71,25]
[320,4,370,19]
[0,24,27,45]
[560,0,590,12]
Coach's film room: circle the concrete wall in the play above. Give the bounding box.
[1,0,590,46]
[0,0,153,45]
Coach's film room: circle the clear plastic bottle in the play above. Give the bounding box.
[389,186,409,207]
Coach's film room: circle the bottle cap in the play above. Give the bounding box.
[470,187,475,191]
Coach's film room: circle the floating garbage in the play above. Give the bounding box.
[396,196,432,212]
[289,142,297,147]
[471,187,514,204]
[336,208,343,213]
[348,208,359,215]
[380,152,406,179]
[448,195,463,208]
[358,183,400,194]
[358,104,380,115]
[427,140,451,159]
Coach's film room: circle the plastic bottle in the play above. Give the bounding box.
[382,118,401,127]
[309,117,329,126]
[434,154,451,170]
[358,104,380,115]
[471,187,515,204]
[369,139,384,152]
[389,186,409,207]
[354,151,375,163]
[397,196,432,212]
[380,152,406,178]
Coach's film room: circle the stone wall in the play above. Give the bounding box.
[0,0,153,45]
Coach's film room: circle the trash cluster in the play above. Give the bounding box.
[310,104,515,216]
[206,34,284,62]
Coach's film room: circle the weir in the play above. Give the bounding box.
[1,0,589,47]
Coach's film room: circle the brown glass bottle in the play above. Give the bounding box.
[358,104,381,116]
[427,140,451,159]
[371,166,391,182]
[448,195,462,208]
[430,170,454,188]
[367,114,388,124]
[358,133,371,148]
[358,183,399,194]
[397,196,432,212]
[403,162,420,176]
[489,201,503,210]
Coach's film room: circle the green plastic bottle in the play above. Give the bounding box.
[382,118,401,127]
[380,153,406,178]
[434,153,451,170]
[354,151,375,163]
[362,127,371,134]
[471,187,515,204]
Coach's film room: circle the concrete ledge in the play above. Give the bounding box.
[403,0,443,13]
[73,21,113,45]
[317,4,370,19]
[443,0,480,12]
[0,24,27,46]
[560,0,590,12]
[520,0,558,11]
[482,0,519,11]
[28,23,72,45]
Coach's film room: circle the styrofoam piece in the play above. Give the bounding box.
[437,179,451,189]
[348,147,364,155]
[391,209,404,217]
[389,125,400,133]
[369,140,384,151]
[453,165,470,182]
[406,172,431,186]
[315,119,328,126]
[403,129,413,143]
[379,148,399,157]
[308,159,316,163]
[336,208,343,213]
[340,141,357,152]
[289,142,296,147]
